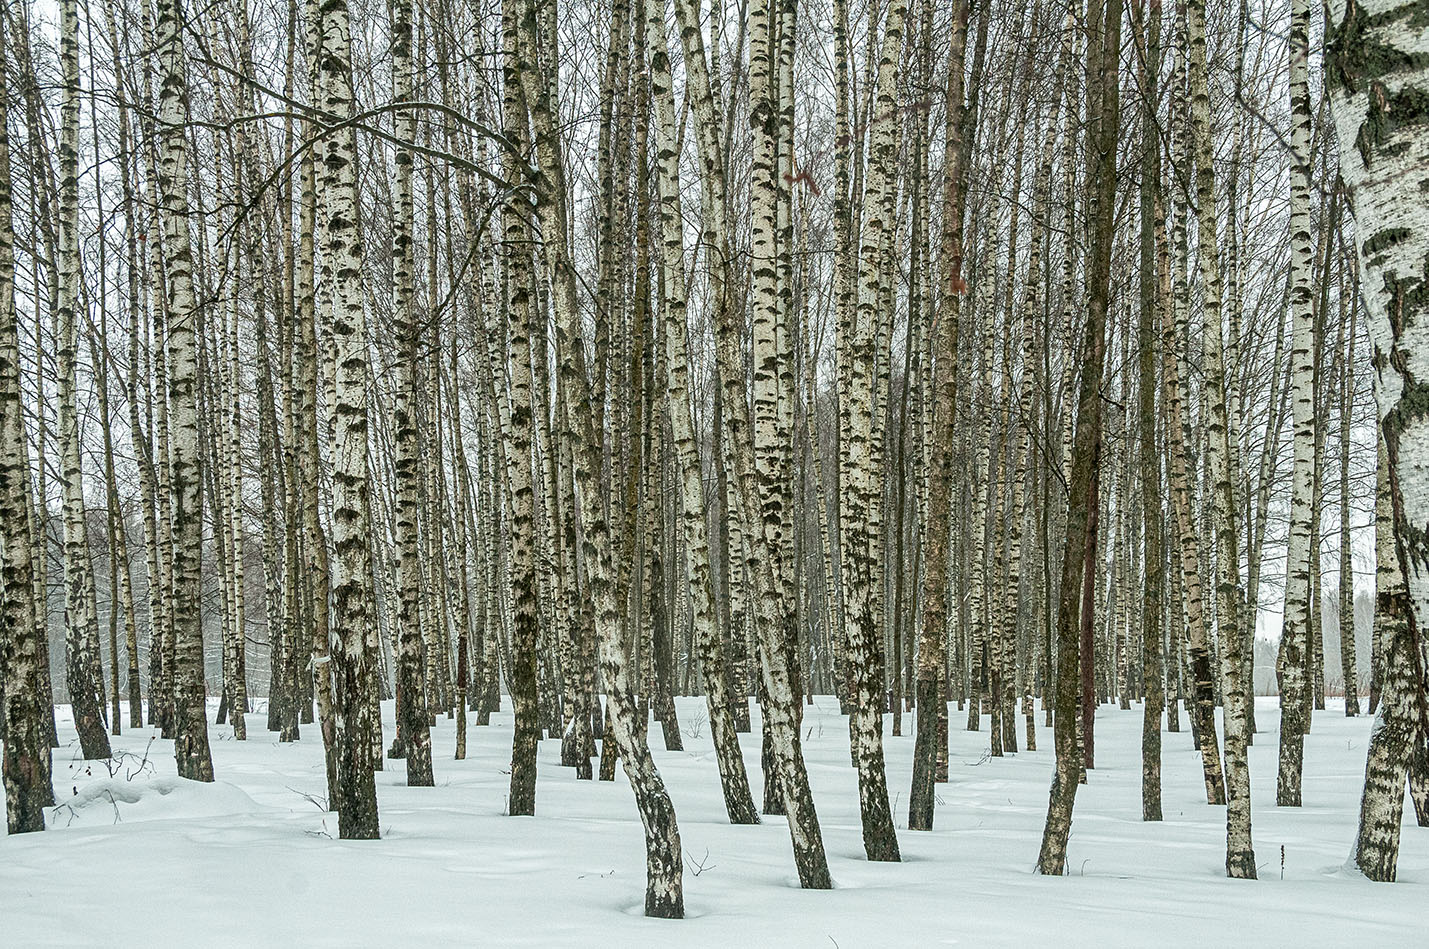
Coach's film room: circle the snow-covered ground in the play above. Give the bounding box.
[1,695,1422,946]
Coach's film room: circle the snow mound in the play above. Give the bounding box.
[50,776,263,829]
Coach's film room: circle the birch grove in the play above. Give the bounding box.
[1,0,1427,919]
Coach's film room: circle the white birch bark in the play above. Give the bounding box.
[645,0,759,825]
[315,0,380,836]
[56,0,112,761]
[845,0,907,862]
[1325,0,1429,882]
[1278,0,1317,808]
[0,18,53,828]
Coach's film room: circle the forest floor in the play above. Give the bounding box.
[1,694,1422,946]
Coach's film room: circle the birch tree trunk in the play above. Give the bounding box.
[296,0,338,791]
[105,5,149,732]
[389,0,434,787]
[517,0,683,915]
[1187,0,1255,874]
[646,0,759,826]
[1036,0,1121,873]
[908,0,971,833]
[1136,0,1164,823]
[152,0,214,779]
[844,0,907,863]
[499,0,541,814]
[748,0,796,811]
[1166,1,1227,803]
[84,93,126,740]
[127,17,178,735]
[1278,0,1317,808]
[56,0,112,761]
[315,0,380,836]
[673,0,833,889]
[222,218,247,743]
[1339,300,1360,716]
[9,0,57,749]
[94,299,134,741]
[0,16,54,828]
[830,0,855,726]
[1351,432,1427,880]
[1325,0,1429,883]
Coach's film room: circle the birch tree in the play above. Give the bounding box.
[516,0,684,915]
[315,0,381,836]
[153,0,212,780]
[673,0,833,889]
[0,9,53,829]
[646,0,759,826]
[389,0,434,788]
[1037,0,1121,874]
[56,0,111,762]
[1278,0,1317,810]
[909,0,970,832]
[1188,0,1255,874]
[845,0,907,863]
[1325,0,1429,883]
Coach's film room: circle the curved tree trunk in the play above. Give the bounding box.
[645,0,759,826]
[672,0,832,889]
[516,0,683,915]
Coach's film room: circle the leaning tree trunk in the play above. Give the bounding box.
[1036,0,1120,875]
[645,0,759,826]
[517,0,683,916]
[1324,0,1429,883]
[671,0,832,889]
[12,1,60,751]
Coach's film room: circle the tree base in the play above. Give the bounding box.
[1226,850,1257,879]
[645,892,684,919]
